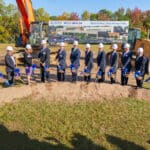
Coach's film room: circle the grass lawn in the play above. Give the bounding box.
[50,43,111,53]
[0,98,149,150]
[0,43,111,54]
[144,82,150,89]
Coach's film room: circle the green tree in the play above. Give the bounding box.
[35,8,50,22]
[57,12,70,20]
[0,1,19,43]
[98,9,112,20]
[82,10,90,20]
[143,18,150,38]
[90,13,98,20]
[113,7,129,21]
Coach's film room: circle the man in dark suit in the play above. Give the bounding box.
[84,43,93,82]
[108,44,119,84]
[135,47,147,88]
[56,42,67,81]
[70,41,80,82]
[121,43,132,86]
[96,43,106,82]
[38,40,50,83]
[5,46,16,85]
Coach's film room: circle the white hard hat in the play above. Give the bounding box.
[73,40,78,46]
[124,43,130,49]
[137,47,144,53]
[26,44,32,50]
[112,44,118,50]
[41,39,47,45]
[99,43,104,48]
[86,43,91,48]
[6,46,13,51]
[60,42,65,47]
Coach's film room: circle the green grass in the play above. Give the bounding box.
[143,75,150,89]
[0,43,111,53]
[144,82,150,89]
[50,44,111,53]
[0,98,149,150]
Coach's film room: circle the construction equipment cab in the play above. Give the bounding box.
[15,0,49,48]
[29,21,49,47]
[128,28,141,50]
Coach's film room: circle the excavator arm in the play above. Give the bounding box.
[16,0,35,46]
[16,0,49,47]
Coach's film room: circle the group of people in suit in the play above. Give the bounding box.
[4,40,148,88]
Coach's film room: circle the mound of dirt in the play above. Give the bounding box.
[0,82,149,104]
[135,39,150,58]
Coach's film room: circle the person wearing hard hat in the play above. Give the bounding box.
[84,43,93,82]
[55,42,67,81]
[70,41,81,82]
[5,46,16,86]
[135,47,147,88]
[96,43,106,82]
[24,44,33,85]
[121,43,132,86]
[108,44,119,84]
[38,40,50,83]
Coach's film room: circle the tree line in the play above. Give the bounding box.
[0,0,150,43]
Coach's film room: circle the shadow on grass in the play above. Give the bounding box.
[70,133,106,150]
[106,134,146,150]
[147,140,150,144]
[0,124,147,150]
[0,124,105,150]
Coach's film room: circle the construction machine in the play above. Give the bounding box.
[119,28,150,73]
[15,0,49,48]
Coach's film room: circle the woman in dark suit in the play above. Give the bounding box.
[56,42,67,81]
[108,44,119,84]
[135,47,147,88]
[70,41,80,82]
[84,43,93,82]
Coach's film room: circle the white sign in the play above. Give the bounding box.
[49,21,129,27]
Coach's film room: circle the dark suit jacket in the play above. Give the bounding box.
[85,50,93,71]
[97,50,106,72]
[70,48,80,69]
[24,52,32,67]
[5,54,15,72]
[56,49,67,69]
[109,51,119,70]
[38,47,50,67]
[121,51,132,71]
[135,55,147,76]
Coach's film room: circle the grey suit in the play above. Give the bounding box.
[5,54,15,85]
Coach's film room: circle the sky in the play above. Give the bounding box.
[5,0,150,16]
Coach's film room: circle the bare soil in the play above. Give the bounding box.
[0,45,150,104]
